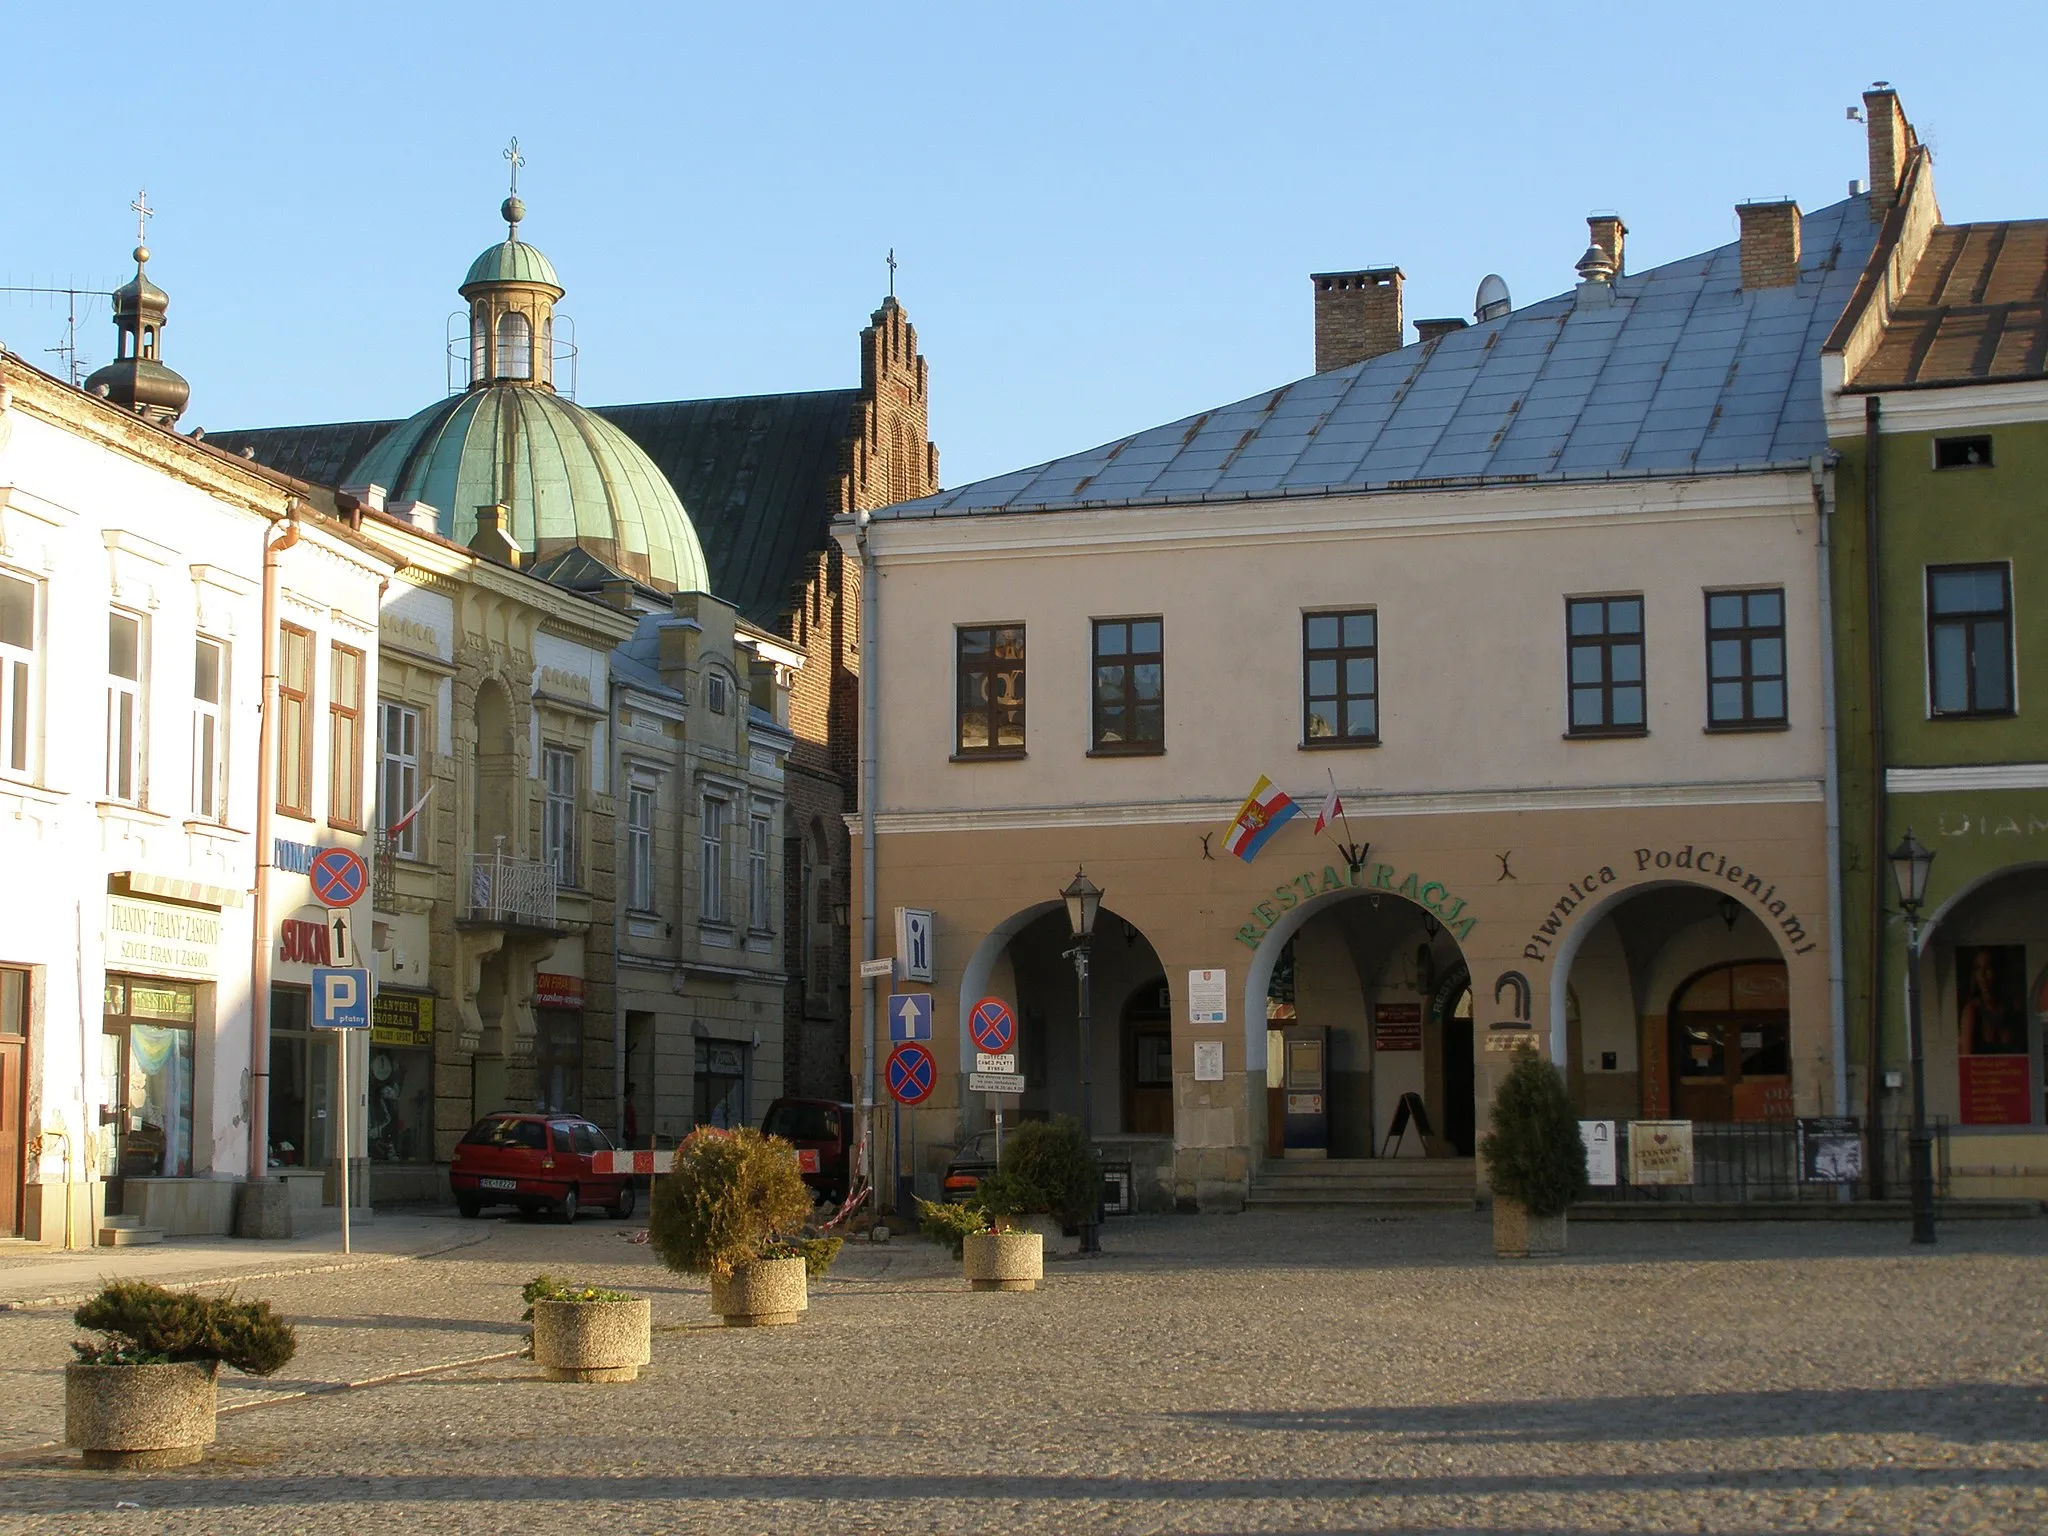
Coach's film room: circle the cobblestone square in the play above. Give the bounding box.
[2,1210,2045,1533]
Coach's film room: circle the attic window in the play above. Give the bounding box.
[707,673,728,714]
[1935,435,1993,470]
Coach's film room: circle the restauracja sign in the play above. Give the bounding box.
[1234,862,1477,949]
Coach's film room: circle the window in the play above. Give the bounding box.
[469,304,487,384]
[707,672,728,715]
[627,783,655,911]
[277,625,313,817]
[328,644,363,827]
[495,311,531,380]
[748,813,772,930]
[1566,596,1645,735]
[956,625,1026,755]
[379,703,422,858]
[1302,610,1378,744]
[543,747,578,886]
[1935,435,1993,470]
[1704,590,1786,729]
[1091,617,1164,753]
[106,611,145,803]
[1,572,38,780]
[700,796,728,922]
[1928,564,2013,717]
[192,638,226,819]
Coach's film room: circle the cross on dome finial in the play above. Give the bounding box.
[886,247,897,299]
[501,138,527,238]
[130,188,153,264]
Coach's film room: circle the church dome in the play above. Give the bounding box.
[462,239,562,294]
[346,384,710,593]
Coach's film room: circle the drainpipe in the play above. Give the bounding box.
[1811,455,1850,1121]
[1862,397,1888,1192]
[853,509,879,1209]
[610,672,627,1144]
[248,509,304,1186]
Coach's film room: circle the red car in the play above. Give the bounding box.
[761,1098,856,1205]
[449,1112,636,1222]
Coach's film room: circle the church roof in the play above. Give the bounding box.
[885,194,1877,521]
[211,385,857,628]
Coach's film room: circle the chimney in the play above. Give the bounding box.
[468,503,522,568]
[1586,214,1627,277]
[1737,199,1802,289]
[1863,84,1917,222]
[388,500,440,534]
[1312,267,1404,372]
[1413,318,1468,344]
[340,481,387,515]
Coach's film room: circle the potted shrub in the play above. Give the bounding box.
[975,1117,1099,1255]
[647,1128,815,1326]
[522,1274,651,1383]
[916,1197,1043,1291]
[65,1280,296,1469]
[1479,1047,1589,1258]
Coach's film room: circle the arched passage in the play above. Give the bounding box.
[1245,885,1474,1160]
[1552,879,1801,1122]
[1916,860,2048,1130]
[955,902,1166,1136]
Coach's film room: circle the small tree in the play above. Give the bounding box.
[647,1128,813,1280]
[976,1117,1099,1229]
[1478,1048,1589,1219]
[72,1281,296,1375]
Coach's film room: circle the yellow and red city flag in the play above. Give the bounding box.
[1221,775,1300,862]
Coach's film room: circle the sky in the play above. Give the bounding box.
[4,2,2045,491]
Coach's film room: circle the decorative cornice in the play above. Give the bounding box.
[1887,762,2048,794]
[856,776,1825,836]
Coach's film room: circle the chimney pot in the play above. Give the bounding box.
[1413,317,1469,345]
[468,503,522,568]
[1737,199,1802,289]
[1311,266,1404,372]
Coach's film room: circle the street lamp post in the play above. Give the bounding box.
[1062,867,1103,1256]
[1888,828,1937,1246]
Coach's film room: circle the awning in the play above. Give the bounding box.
[122,871,247,909]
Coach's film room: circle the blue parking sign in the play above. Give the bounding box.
[311,967,373,1029]
[888,992,933,1042]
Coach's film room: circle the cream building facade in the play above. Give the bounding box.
[848,191,1880,1209]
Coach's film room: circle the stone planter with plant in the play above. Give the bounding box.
[648,1128,835,1326]
[915,1197,1044,1289]
[65,1280,296,1469]
[523,1274,651,1383]
[975,1117,1098,1254]
[1479,1046,1590,1259]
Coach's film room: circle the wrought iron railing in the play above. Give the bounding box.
[371,833,398,912]
[462,851,558,927]
[1578,1118,1951,1205]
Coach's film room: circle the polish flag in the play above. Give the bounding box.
[386,784,434,838]
[1313,785,1343,835]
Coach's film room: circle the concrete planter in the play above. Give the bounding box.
[65,1360,217,1469]
[531,1298,652,1383]
[1492,1197,1567,1259]
[962,1230,1043,1291]
[709,1256,807,1327]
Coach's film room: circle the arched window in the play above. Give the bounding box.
[496,311,531,380]
[470,305,488,383]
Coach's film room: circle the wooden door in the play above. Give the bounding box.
[0,1037,22,1235]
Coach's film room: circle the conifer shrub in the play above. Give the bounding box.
[647,1127,813,1279]
[914,1196,1004,1258]
[974,1117,1099,1229]
[72,1280,297,1376]
[1478,1047,1589,1219]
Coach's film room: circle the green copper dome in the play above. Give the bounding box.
[346,385,710,593]
[463,239,562,293]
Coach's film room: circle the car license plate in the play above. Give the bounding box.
[480,1178,517,1191]
[798,1150,820,1174]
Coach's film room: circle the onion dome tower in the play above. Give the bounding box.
[347,143,709,592]
[84,192,191,425]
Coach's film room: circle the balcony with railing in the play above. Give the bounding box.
[462,850,559,928]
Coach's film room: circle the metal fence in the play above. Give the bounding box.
[1579,1118,1951,1205]
[462,851,558,927]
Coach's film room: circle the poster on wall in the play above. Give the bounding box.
[1627,1120,1694,1185]
[1188,969,1228,1025]
[1797,1117,1863,1183]
[1579,1121,1616,1186]
[1956,944,2031,1125]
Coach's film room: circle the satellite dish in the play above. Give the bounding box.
[1475,274,1512,322]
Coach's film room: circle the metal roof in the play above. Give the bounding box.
[886,195,1876,521]
[463,239,562,293]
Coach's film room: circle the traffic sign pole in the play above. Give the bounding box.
[337,1030,350,1256]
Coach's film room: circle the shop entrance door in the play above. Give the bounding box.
[1,967,26,1235]
[98,978,199,1217]
[1668,962,1792,1122]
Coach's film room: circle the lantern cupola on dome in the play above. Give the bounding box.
[84,190,191,426]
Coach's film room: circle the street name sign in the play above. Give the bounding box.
[860,958,895,980]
